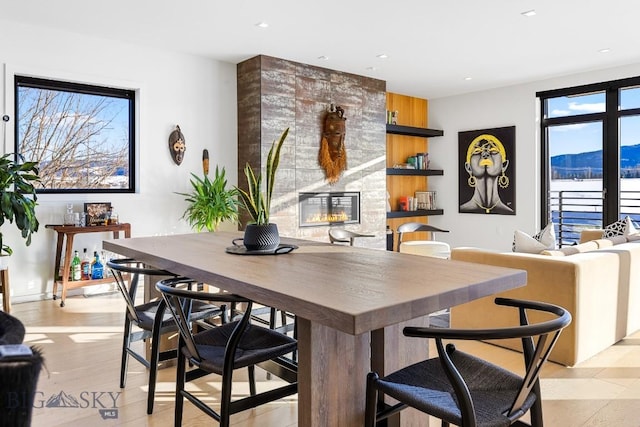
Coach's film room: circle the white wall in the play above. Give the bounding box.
[0,20,237,301]
[427,62,640,251]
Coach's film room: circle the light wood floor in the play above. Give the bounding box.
[10,293,640,426]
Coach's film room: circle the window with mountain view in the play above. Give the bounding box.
[538,77,640,246]
[15,76,135,193]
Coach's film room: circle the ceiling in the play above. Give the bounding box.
[2,0,639,99]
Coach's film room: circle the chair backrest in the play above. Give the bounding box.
[328,229,373,246]
[399,240,451,259]
[396,222,450,251]
[403,297,571,423]
[107,258,176,322]
[156,278,251,363]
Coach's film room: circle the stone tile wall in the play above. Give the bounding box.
[237,55,387,249]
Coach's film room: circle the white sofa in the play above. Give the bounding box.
[450,234,640,366]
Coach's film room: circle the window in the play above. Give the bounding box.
[538,76,640,245]
[15,76,135,193]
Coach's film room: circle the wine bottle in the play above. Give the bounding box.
[81,248,91,280]
[71,250,82,281]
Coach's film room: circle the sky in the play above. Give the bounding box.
[547,87,640,157]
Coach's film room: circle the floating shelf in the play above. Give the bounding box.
[386,168,444,176]
[386,209,444,219]
[386,124,444,138]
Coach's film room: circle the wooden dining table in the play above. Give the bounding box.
[104,231,526,426]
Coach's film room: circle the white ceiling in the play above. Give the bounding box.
[2,0,639,99]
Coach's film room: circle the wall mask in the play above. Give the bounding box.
[318,105,347,184]
[168,125,186,165]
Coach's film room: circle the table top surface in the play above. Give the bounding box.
[46,223,131,233]
[104,231,526,335]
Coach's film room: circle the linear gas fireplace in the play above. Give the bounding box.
[299,192,360,227]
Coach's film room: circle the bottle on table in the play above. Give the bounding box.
[91,251,104,280]
[71,250,82,281]
[81,248,91,280]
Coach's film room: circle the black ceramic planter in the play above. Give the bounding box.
[243,223,280,251]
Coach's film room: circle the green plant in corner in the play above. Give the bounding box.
[236,128,288,225]
[178,166,239,232]
[0,153,41,256]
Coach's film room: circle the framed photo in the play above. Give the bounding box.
[84,202,111,226]
[458,126,516,215]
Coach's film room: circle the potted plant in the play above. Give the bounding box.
[236,128,288,250]
[178,166,239,232]
[0,153,41,267]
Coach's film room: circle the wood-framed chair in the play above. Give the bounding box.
[156,277,298,427]
[396,222,450,252]
[365,297,571,427]
[328,228,375,246]
[107,258,226,414]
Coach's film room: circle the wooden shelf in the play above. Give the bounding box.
[386,168,443,176]
[386,124,443,138]
[386,209,444,219]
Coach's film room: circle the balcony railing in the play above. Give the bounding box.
[550,190,640,247]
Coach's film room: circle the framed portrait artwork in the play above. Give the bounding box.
[458,126,516,215]
[84,202,111,226]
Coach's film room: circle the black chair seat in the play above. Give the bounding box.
[187,320,297,375]
[133,300,222,332]
[376,350,536,427]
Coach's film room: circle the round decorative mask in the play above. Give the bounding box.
[168,125,186,165]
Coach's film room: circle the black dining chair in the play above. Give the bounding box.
[156,277,298,427]
[365,297,571,427]
[107,258,226,414]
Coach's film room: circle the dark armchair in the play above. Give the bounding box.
[365,297,571,427]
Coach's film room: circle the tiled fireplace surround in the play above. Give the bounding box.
[237,55,387,249]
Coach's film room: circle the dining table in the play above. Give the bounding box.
[104,231,526,426]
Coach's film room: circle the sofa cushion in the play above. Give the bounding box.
[512,223,555,253]
[540,240,600,256]
[603,216,637,238]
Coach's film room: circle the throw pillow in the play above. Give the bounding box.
[603,216,637,238]
[512,223,556,254]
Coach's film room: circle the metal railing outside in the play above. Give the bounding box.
[549,190,640,247]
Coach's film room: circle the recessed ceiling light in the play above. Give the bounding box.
[376,54,388,59]
[464,77,473,81]
[255,22,269,28]
[317,55,329,60]
[521,9,536,17]
[598,48,611,53]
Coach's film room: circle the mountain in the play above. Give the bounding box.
[551,143,640,178]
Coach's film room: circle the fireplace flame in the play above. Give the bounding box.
[305,211,349,223]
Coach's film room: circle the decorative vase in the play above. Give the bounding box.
[243,223,280,251]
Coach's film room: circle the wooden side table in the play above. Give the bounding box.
[45,223,131,307]
[0,268,10,313]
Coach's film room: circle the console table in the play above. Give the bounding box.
[45,223,131,307]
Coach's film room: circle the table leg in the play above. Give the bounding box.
[60,234,75,307]
[1,269,10,313]
[52,232,65,298]
[371,315,431,426]
[296,317,370,427]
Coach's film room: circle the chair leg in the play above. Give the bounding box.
[174,349,186,427]
[146,325,163,414]
[248,365,256,396]
[364,372,379,427]
[120,317,132,388]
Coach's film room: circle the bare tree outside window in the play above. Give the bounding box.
[15,76,135,193]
